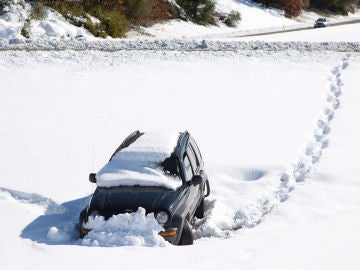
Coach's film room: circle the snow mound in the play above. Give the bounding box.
[30,8,93,39]
[47,226,73,242]
[1,38,359,52]
[0,0,93,40]
[0,0,29,39]
[96,131,182,190]
[81,208,167,247]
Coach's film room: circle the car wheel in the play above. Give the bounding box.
[178,219,193,245]
[195,198,204,219]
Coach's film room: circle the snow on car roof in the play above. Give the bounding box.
[96,131,182,190]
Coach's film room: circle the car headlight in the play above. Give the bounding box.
[155,211,169,225]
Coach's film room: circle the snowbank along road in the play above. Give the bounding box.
[1,39,360,52]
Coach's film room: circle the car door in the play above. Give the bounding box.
[189,138,209,197]
[182,152,199,217]
[185,145,203,216]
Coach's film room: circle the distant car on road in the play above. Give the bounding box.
[314,17,329,28]
[78,130,210,245]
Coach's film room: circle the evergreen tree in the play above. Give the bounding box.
[302,0,310,8]
[176,0,215,25]
[310,0,358,14]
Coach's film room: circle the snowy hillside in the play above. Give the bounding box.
[0,0,94,40]
[141,0,297,38]
[1,0,360,40]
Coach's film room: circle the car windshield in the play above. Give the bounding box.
[161,154,181,178]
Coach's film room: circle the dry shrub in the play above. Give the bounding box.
[279,0,304,17]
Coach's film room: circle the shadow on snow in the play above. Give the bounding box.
[20,195,90,245]
[0,187,90,245]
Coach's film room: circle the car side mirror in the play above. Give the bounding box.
[191,175,202,185]
[89,173,97,183]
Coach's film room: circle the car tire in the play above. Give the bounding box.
[178,219,193,245]
[195,198,204,219]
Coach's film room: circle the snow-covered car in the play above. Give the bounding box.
[314,17,329,28]
[79,130,210,245]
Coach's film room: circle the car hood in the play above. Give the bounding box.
[87,186,185,219]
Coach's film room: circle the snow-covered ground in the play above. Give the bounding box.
[1,1,360,268]
[1,36,360,268]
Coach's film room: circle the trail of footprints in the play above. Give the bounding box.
[241,55,350,228]
[292,55,349,183]
[196,55,351,236]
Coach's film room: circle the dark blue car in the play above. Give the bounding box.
[79,130,210,245]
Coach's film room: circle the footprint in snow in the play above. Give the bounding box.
[330,84,341,97]
[324,107,335,121]
[342,61,349,70]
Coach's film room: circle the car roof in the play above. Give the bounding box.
[109,130,190,162]
[96,131,186,190]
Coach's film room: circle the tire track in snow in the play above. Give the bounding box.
[195,55,351,238]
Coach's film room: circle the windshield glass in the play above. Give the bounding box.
[161,154,181,178]
[160,155,181,178]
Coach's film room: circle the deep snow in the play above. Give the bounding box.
[1,4,360,268]
[1,44,360,269]
[80,208,167,247]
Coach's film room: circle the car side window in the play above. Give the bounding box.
[190,139,202,163]
[183,154,194,181]
[187,145,199,171]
